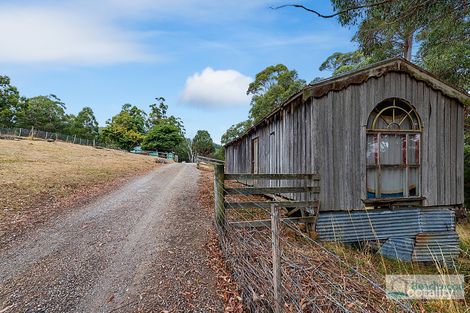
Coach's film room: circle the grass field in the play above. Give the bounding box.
[0,139,159,227]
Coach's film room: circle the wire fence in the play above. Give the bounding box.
[209,168,416,312]
[0,127,119,149]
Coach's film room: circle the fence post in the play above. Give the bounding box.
[30,126,34,139]
[214,164,225,230]
[271,203,282,313]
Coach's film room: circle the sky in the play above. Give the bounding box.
[0,0,357,143]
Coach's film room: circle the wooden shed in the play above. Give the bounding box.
[224,58,469,261]
[225,58,468,211]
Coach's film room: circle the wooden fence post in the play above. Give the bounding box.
[214,164,225,229]
[271,203,282,313]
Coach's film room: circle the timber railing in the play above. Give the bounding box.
[215,167,320,232]
[196,155,224,170]
[211,163,414,312]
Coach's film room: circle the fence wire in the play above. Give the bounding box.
[214,177,416,313]
[0,127,119,149]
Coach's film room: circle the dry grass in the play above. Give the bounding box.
[0,139,160,227]
[323,235,470,312]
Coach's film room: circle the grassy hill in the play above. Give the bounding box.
[0,139,159,233]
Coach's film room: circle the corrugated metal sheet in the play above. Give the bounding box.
[316,208,455,243]
[412,232,460,263]
[379,237,415,261]
[419,209,455,232]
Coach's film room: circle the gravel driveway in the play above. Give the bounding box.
[0,163,221,312]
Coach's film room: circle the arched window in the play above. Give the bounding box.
[366,98,422,199]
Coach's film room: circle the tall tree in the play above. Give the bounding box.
[101,104,147,150]
[192,130,215,157]
[147,97,185,132]
[174,138,194,162]
[16,95,66,132]
[276,0,469,90]
[65,107,99,140]
[247,64,306,122]
[141,123,184,152]
[0,76,22,128]
[221,120,252,145]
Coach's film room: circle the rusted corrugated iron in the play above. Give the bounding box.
[378,237,415,261]
[316,208,454,243]
[412,232,460,263]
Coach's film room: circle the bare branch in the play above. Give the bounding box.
[271,0,394,19]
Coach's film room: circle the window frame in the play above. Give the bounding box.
[365,98,423,202]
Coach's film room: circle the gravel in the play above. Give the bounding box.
[0,163,222,312]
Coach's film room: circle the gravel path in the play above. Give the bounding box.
[0,163,221,312]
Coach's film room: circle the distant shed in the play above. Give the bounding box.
[225,58,469,212]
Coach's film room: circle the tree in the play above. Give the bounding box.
[416,8,470,91]
[65,107,99,139]
[192,130,215,157]
[16,95,66,132]
[147,97,185,132]
[221,120,252,145]
[0,76,22,128]
[319,51,372,76]
[141,123,184,151]
[247,64,306,122]
[174,138,194,162]
[101,104,147,150]
[276,0,469,90]
[212,143,225,160]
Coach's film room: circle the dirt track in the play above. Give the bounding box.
[0,163,221,312]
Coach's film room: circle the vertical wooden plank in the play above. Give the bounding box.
[351,84,361,208]
[271,204,281,313]
[400,72,407,100]
[322,93,332,210]
[342,86,351,209]
[333,91,342,210]
[449,100,457,204]
[359,77,370,203]
[421,82,430,203]
[437,92,446,204]
[214,164,225,230]
[444,98,451,204]
[456,102,464,204]
[426,87,436,204]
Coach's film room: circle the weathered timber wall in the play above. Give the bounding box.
[225,71,464,211]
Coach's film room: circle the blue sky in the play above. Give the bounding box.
[0,0,356,143]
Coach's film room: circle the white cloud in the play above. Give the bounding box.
[180,68,253,107]
[0,6,153,65]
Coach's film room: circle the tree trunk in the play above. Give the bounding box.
[403,32,413,61]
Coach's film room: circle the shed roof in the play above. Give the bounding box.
[225,58,469,147]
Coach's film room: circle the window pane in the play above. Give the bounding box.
[367,169,377,198]
[380,135,405,165]
[409,168,420,196]
[381,168,404,198]
[407,134,420,165]
[367,135,378,165]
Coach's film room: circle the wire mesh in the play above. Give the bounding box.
[215,177,416,313]
[0,127,119,149]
